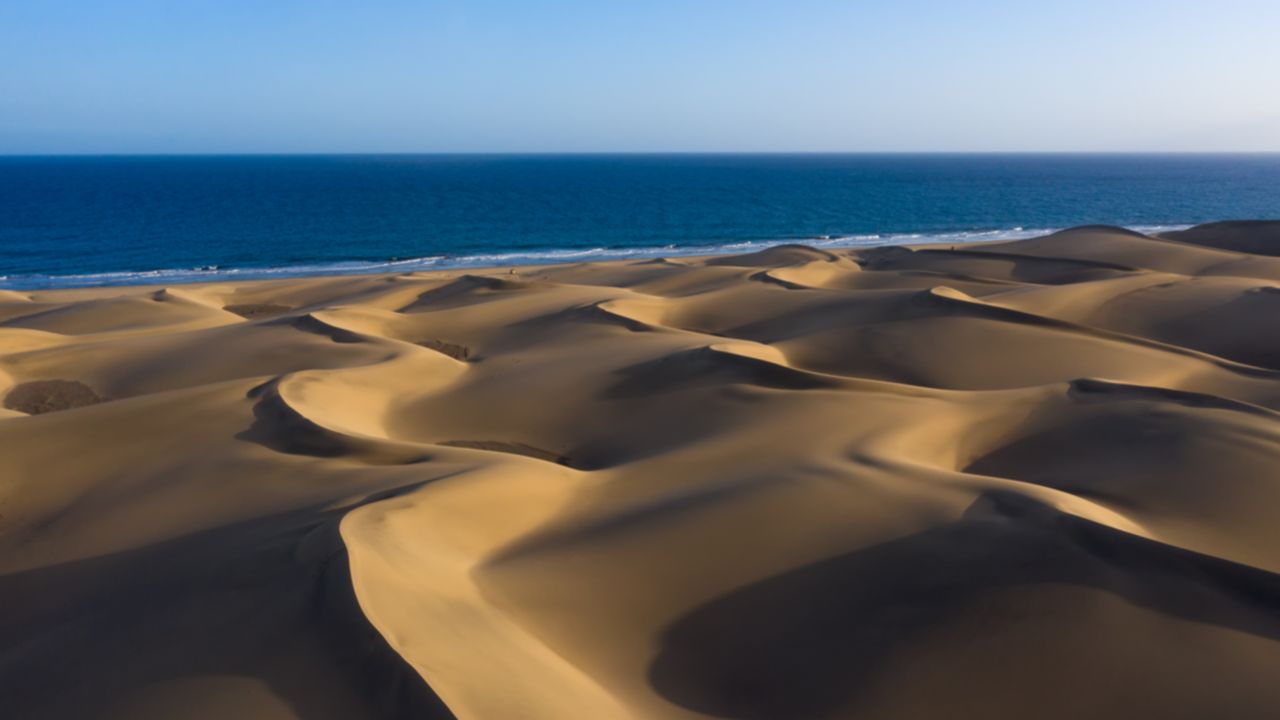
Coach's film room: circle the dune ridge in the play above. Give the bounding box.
[4,222,1280,719]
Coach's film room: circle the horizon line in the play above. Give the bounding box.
[4,150,1280,158]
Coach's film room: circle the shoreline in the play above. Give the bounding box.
[0,223,1196,292]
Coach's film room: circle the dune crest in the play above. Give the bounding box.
[5,222,1280,719]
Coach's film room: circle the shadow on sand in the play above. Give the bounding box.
[649,490,1280,718]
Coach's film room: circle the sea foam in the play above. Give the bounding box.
[0,224,1191,290]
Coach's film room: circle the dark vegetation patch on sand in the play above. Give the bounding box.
[225,303,293,319]
[418,339,471,360]
[4,380,104,415]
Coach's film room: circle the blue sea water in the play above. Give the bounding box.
[1,154,1277,289]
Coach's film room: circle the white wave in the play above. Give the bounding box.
[0,224,1193,290]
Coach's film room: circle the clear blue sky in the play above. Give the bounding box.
[3,0,1278,153]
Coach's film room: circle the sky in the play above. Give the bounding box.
[2,0,1279,153]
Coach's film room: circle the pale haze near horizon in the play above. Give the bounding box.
[2,0,1278,154]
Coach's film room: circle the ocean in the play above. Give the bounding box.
[1,153,1277,289]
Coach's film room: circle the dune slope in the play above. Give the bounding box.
[3,222,1280,719]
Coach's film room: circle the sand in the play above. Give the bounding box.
[3,221,1280,719]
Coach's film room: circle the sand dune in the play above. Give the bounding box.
[4,222,1280,719]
